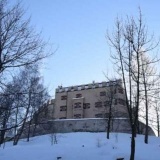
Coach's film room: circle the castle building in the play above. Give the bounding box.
[54,79,128,119]
[28,79,155,136]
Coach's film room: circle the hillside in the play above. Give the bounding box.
[0,132,160,160]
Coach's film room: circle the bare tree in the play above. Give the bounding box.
[139,53,159,143]
[153,100,160,136]
[0,0,52,85]
[0,88,14,145]
[26,80,49,142]
[107,9,159,160]
[151,82,160,137]
[96,79,126,139]
[106,87,114,139]
[95,80,116,139]
[13,90,31,145]
[0,0,53,145]
[12,64,49,145]
[104,81,117,139]
[0,64,50,146]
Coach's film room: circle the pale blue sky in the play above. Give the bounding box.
[13,0,160,97]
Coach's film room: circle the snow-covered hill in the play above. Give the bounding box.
[0,132,160,160]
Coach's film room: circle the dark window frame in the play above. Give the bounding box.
[118,98,125,105]
[95,102,102,108]
[114,99,117,105]
[104,113,110,118]
[118,88,124,94]
[114,88,117,94]
[74,102,82,108]
[60,105,67,111]
[104,101,111,107]
[83,103,90,109]
[95,113,103,118]
[59,117,66,119]
[61,95,67,100]
[74,114,82,118]
[76,93,82,98]
[100,91,106,96]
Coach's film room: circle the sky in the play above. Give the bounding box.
[12,0,160,97]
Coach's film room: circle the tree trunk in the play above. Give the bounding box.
[26,115,32,142]
[32,123,37,137]
[156,108,160,137]
[158,118,160,137]
[0,130,5,145]
[13,91,31,145]
[130,125,135,160]
[141,54,149,144]
[107,117,111,139]
[107,101,112,139]
[0,110,9,145]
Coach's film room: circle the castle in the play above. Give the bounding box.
[54,79,128,119]
[28,79,154,136]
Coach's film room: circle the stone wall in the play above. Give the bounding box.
[34,118,154,135]
[48,118,131,133]
[22,118,155,137]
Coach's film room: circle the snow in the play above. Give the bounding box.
[1,132,160,160]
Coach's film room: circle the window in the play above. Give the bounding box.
[104,113,110,118]
[114,88,117,94]
[83,103,90,109]
[59,117,66,119]
[114,99,117,105]
[74,102,81,108]
[95,113,103,118]
[118,98,125,105]
[71,87,75,91]
[100,91,106,96]
[61,95,67,100]
[95,85,99,88]
[76,93,82,98]
[95,102,102,108]
[74,114,81,118]
[60,106,67,111]
[118,88,124,94]
[104,101,110,107]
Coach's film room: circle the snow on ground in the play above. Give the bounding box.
[0,132,160,160]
